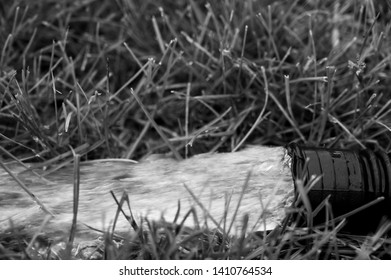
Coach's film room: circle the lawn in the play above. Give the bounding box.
[0,0,391,259]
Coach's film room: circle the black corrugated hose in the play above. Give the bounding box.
[287,142,391,234]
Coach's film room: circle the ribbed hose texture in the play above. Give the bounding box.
[287,143,391,234]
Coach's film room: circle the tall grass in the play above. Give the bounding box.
[1,0,391,259]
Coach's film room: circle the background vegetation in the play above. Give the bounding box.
[1,0,391,259]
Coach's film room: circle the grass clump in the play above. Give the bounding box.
[1,0,391,259]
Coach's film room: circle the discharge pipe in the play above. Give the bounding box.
[287,142,391,233]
